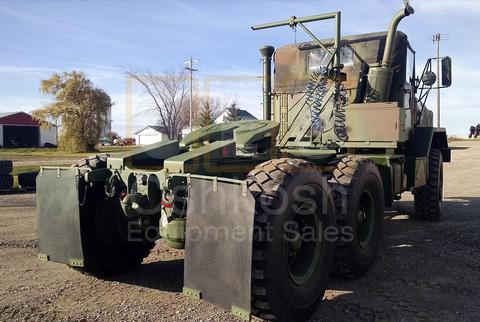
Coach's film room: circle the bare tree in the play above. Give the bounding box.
[126,69,190,140]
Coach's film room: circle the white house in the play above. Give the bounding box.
[135,126,168,146]
[181,109,258,136]
[214,109,257,124]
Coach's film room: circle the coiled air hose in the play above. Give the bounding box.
[334,78,349,141]
[305,67,329,139]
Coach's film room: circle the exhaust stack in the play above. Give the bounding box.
[259,45,275,120]
[368,1,414,102]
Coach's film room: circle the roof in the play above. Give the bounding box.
[215,109,258,122]
[0,112,17,119]
[134,125,167,135]
[237,110,257,120]
[0,111,40,126]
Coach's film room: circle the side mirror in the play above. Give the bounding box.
[422,71,437,87]
[441,56,452,87]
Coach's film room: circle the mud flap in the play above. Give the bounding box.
[183,177,255,319]
[37,168,85,266]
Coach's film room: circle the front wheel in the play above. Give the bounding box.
[247,159,336,321]
[413,149,443,221]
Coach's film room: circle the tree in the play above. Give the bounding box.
[198,97,222,127]
[126,69,191,140]
[32,71,112,152]
[225,100,241,122]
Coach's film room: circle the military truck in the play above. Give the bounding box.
[37,1,452,321]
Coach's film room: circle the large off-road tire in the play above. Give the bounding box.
[18,171,39,190]
[0,160,13,175]
[73,154,156,276]
[0,174,14,191]
[413,149,443,221]
[247,158,336,321]
[74,154,109,169]
[328,156,384,279]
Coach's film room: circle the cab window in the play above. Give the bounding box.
[309,46,354,70]
[406,48,415,83]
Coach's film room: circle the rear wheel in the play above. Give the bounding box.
[328,156,384,279]
[74,154,157,276]
[247,158,336,321]
[413,149,443,221]
[82,196,156,275]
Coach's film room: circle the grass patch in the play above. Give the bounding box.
[0,145,135,158]
[12,164,70,176]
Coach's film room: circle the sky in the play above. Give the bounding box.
[0,0,478,136]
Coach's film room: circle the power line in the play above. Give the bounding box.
[185,57,199,132]
[1,5,186,61]
[432,33,449,128]
[0,46,121,71]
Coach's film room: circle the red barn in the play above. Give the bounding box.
[0,112,57,148]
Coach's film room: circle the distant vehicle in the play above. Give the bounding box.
[469,124,480,138]
[113,138,135,146]
[123,138,135,146]
[98,136,112,146]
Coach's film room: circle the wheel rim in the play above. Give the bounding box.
[356,190,375,249]
[286,199,322,286]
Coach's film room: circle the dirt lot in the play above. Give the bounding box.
[1,141,479,322]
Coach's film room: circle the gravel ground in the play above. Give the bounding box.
[0,140,479,321]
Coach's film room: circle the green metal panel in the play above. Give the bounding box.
[37,168,85,266]
[410,127,434,157]
[108,140,180,170]
[160,218,186,249]
[183,177,255,316]
[164,140,236,174]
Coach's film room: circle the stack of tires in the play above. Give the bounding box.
[18,171,39,190]
[0,160,13,191]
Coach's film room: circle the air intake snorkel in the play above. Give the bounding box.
[259,45,275,121]
[367,0,414,102]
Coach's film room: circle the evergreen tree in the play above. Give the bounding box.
[225,101,241,122]
[199,99,215,127]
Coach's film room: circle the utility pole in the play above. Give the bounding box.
[185,57,199,133]
[433,33,441,127]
